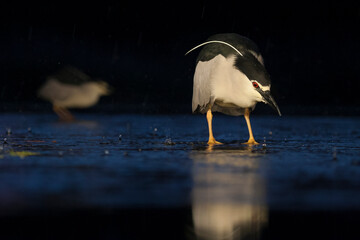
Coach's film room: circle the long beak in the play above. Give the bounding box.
[259,90,281,116]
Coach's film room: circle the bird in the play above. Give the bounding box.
[186,33,281,145]
[38,66,112,121]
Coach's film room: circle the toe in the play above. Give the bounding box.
[243,139,259,145]
[208,139,223,145]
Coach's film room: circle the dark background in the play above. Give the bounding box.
[1,1,359,115]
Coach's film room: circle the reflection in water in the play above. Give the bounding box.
[53,119,99,129]
[189,146,268,240]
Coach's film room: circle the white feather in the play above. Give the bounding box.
[38,79,109,108]
[193,55,264,115]
[185,40,243,57]
[210,55,262,107]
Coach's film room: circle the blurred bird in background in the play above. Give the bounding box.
[38,66,112,121]
[187,33,281,145]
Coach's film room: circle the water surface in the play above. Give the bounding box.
[0,113,359,239]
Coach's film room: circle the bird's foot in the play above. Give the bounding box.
[207,138,223,145]
[53,105,75,122]
[243,138,259,145]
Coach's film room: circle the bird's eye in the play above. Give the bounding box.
[252,82,259,88]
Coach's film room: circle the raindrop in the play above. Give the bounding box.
[112,40,119,61]
[201,5,206,19]
[72,24,76,39]
[28,26,32,41]
[137,31,143,46]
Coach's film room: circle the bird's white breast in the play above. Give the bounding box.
[199,55,259,109]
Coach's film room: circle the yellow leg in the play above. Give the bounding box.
[243,108,259,145]
[206,109,222,145]
[53,105,75,122]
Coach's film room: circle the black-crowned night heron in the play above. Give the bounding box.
[38,66,112,121]
[186,33,281,145]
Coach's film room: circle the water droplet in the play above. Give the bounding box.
[332,147,337,160]
[164,138,175,145]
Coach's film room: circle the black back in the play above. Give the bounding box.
[233,51,271,86]
[196,33,271,86]
[196,33,260,62]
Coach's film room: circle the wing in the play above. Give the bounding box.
[192,57,222,113]
[49,66,92,85]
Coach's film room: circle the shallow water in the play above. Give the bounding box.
[0,113,360,239]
